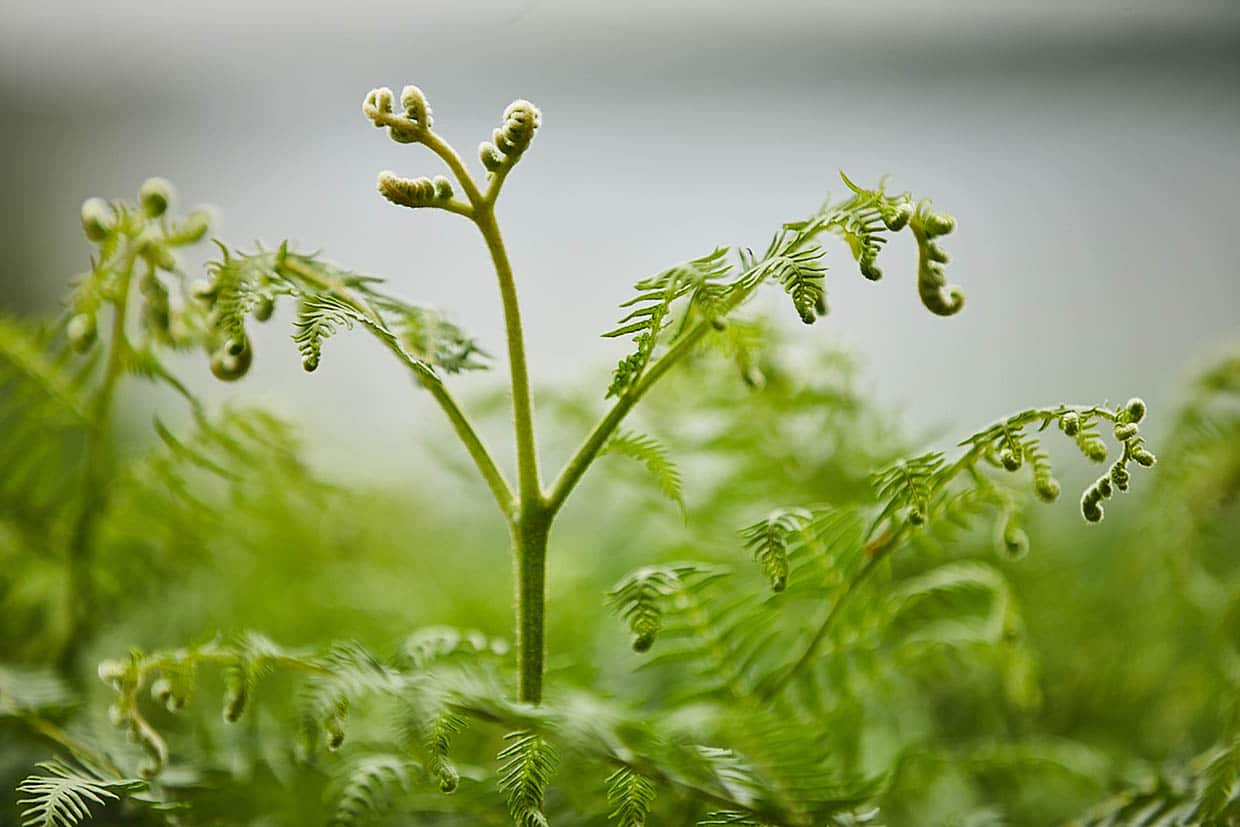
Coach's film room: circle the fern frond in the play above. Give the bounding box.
[17,759,146,827]
[293,294,362,372]
[300,641,407,753]
[330,753,412,827]
[739,508,813,593]
[607,563,728,653]
[498,730,558,827]
[386,303,489,373]
[606,767,656,827]
[601,430,685,514]
[749,231,827,325]
[604,247,731,397]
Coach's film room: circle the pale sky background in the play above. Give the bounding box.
[1,0,1237,476]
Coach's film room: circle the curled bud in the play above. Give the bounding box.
[998,522,1030,561]
[1079,436,1107,462]
[926,241,950,263]
[999,448,1022,472]
[438,766,460,794]
[97,659,128,689]
[1132,449,1156,467]
[139,177,174,218]
[1096,476,1114,498]
[1035,475,1061,503]
[68,313,97,353]
[150,677,173,705]
[81,197,113,242]
[326,718,346,751]
[253,296,275,322]
[362,87,395,126]
[1059,412,1080,436]
[632,632,655,653]
[1113,422,1138,441]
[170,207,213,245]
[907,505,926,526]
[860,257,883,281]
[400,85,432,128]
[710,316,728,331]
[432,175,454,201]
[495,99,541,158]
[1081,490,1104,523]
[377,171,452,209]
[210,343,253,382]
[1125,397,1147,424]
[479,141,504,173]
[923,211,956,236]
[882,200,913,232]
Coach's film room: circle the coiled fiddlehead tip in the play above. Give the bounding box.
[80,197,113,242]
[377,170,453,209]
[479,141,504,173]
[1113,422,1138,442]
[210,342,253,381]
[1124,397,1147,424]
[67,313,97,353]
[998,521,1030,560]
[1035,475,1061,503]
[139,177,175,218]
[1081,488,1104,523]
[632,632,655,653]
[362,87,395,125]
[400,84,432,127]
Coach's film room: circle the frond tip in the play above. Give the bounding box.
[498,731,558,827]
[607,767,656,827]
[601,430,685,514]
[740,507,813,592]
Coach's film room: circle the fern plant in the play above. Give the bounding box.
[10,83,1177,826]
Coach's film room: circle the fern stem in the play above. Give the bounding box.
[62,249,137,671]
[546,320,714,517]
[760,528,903,699]
[513,515,549,703]
[475,205,543,509]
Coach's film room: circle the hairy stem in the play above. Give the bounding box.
[421,132,547,699]
[513,512,550,703]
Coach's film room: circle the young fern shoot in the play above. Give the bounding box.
[18,83,1162,827]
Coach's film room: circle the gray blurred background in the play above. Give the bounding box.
[2,0,1237,475]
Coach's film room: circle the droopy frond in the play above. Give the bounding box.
[601,430,685,514]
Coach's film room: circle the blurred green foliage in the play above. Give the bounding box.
[2,306,1236,823]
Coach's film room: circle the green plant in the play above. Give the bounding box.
[8,84,1191,826]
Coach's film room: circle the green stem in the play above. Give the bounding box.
[413,130,547,699]
[62,251,137,670]
[513,513,549,703]
[475,205,542,507]
[760,528,903,699]
[546,320,714,517]
[278,256,516,517]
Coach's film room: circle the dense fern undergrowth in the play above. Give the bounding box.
[2,85,1237,826]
